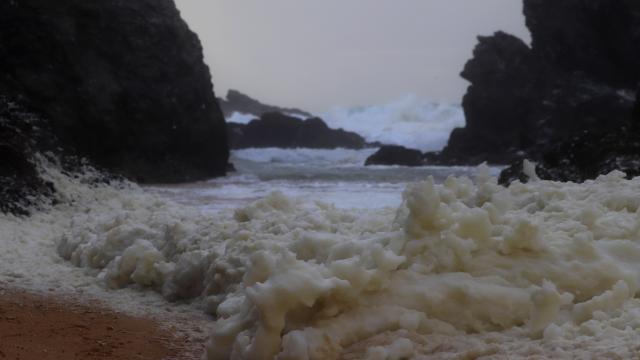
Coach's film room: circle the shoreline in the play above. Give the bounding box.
[0,288,205,360]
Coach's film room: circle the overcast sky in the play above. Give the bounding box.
[175,1,531,113]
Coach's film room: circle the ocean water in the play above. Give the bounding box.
[4,101,640,359]
[227,95,465,152]
[147,148,496,212]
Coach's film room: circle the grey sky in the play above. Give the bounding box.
[175,1,531,113]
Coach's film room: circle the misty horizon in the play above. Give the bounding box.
[175,0,531,113]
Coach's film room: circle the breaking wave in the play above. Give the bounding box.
[226,95,465,152]
[321,95,464,152]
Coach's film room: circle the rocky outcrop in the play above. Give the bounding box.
[435,32,543,165]
[0,94,123,215]
[500,88,640,184]
[433,0,640,170]
[499,127,640,184]
[364,146,424,167]
[0,0,229,184]
[0,96,113,214]
[219,90,312,119]
[524,0,640,89]
[227,112,366,149]
[0,96,56,214]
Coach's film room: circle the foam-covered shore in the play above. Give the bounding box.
[6,160,640,359]
[0,160,211,349]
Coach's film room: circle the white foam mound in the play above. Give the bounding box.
[321,95,464,152]
[43,161,640,359]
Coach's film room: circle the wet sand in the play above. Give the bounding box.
[0,289,203,360]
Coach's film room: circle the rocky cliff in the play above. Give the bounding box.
[0,0,229,185]
[500,89,640,184]
[434,0,640,171]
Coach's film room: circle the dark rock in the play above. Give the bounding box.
[227,112,366,149]
[531,77,635,143]
[421,151,446,166]
[0,96,57,215]
[635,89,640,127]
[525,0,640,89]
[438,0,640,171]
[219,90,312,119]
[434,127,524,166]
[498,159,548,185]
[432,31,546,165]
[459,32,543,155]
[499,126,640,185]
[0,95,125,215]
[500,87,640,184]
[365,146,424,167]
[0,0,229,184]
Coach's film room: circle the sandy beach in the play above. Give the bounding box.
[0,288,204,360]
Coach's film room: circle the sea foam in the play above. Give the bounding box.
[33,161,640,359]
[226,95,464,152]
[321,96,464,152]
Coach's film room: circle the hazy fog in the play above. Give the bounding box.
[175,1,531,112]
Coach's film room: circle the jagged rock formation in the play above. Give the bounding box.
[0,0,229,185]
[227,112,366,149]
[500,89,640,184]
[432,0,640,171]
[435,32,543,165]
[219,90,312,119]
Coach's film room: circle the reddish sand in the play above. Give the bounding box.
[0,289,202,360]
